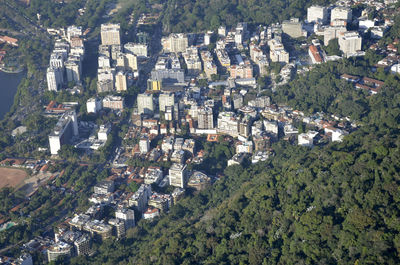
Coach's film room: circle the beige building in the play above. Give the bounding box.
[115,71,127,91]
[200,51,217,78]
[101,23,121,45]
[268,39,289,63]
[331,6,352,23]
[162,33,188,53]
[282,18,303,38]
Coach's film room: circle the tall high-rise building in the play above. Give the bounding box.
[47,67,64,91]
[169,163,188,188]
[307,5,328,24]
[125,53,138,71]
[74,234,90,256]
[331,6,352,23]
[50,52,65,68]
[100,23,121,45]
[158,93,175,112]
[67,25,82,41]
[338,31,362,56]
[161,33,188,53]
[48,110,79,155]
[115,71,127,91]
[323,26,347,45]
[197,107,214,129]
[115,208,135,230]
[65,58,81,83]
[137,93,154,115]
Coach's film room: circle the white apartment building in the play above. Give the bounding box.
[169,163,188,188]
[307,5,328,24]
[338,31,362,56]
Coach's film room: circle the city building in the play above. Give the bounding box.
[74,234,90,256]
[144,167,163,185]
[218,25,226,37]
[198,107,214,129]
[338,31,362,56]
[94,180,114,194]
[264,120,279,136]
[83,220,113,241]
[161,33,188,53]
[115,208,135,230]
[100,23,121,45]
[309,45,324,64]
[108,219,125,238]
[182,47,202,75]
[115,71,127,91]
[216,49,231,69]
[48,110,78,155]
[151,69,185,84]
[47,242,73,262]
[169,163,188,188]
[97,79,114,93]
[307,5,328,24]
[324,26,347,46]
[230,61,253,79]
[143,207,160,219]
[158,93,175,112]
[129,184,152,212]
[200,51,217,79]
[124,43,148,57]
[98,125,111,141]
[139,136,150,154]
[331,6,352,23]
[49,52,65,68]
[125,53,138,71]
[47,67,64,91]
[282,18,303,38]
[67,25,82,41]
[102,95,125,110]
[65,57,81,83]
[137,93,154,115]
[217,112,240,137]
[86,97,103,114]
[268,39,289,63]
[187,171,211,191]
[298,131,318,147]
[147,79,162,91]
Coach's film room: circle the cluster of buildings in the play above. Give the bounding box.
[46,26,85,91]
[97,23,140,93]
[305,0,398,61]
